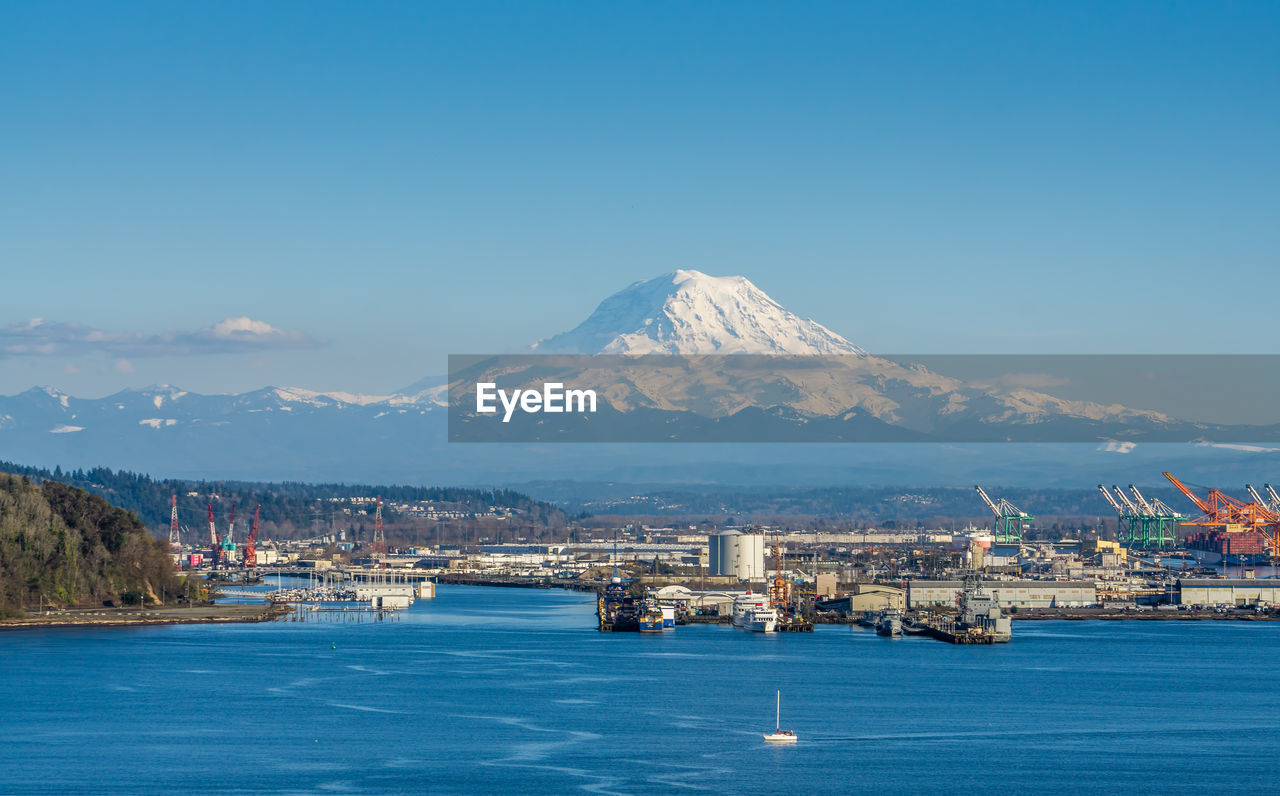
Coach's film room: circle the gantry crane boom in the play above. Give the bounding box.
[1246,484,1267,507]
[1267,484,1280,513]
[372,495,386,558]
[1098,485,1124,515]
[1112,486,1141,515]
[1149,497,1185,517]
[1162,472,1211,514]
[974,485,1032,544]
[168,494,180,552]
[1128,485,1156,515]
[208,503,221,565]
[975,485,1001,517]
[1163,472,1280,558]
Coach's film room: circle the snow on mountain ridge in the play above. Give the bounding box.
[272,387,401,407]
[532,269,865,355]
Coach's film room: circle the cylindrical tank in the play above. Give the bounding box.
[708,531,765,580]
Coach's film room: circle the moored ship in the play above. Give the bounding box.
[638,599,665,633]
[597,576,639,632]
[743,605,778,633]
[731,593,772,628]
[875,607,903,637]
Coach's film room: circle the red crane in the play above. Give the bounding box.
[243,504,260,568]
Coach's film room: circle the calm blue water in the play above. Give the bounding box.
[3,585,1280,795]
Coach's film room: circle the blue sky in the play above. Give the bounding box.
[2,2,1277,397]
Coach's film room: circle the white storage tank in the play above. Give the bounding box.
[708,531,765,580]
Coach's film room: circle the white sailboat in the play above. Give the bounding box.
[763,690,797,743]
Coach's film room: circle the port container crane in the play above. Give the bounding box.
[220,504,237,564]
[1163,472,1280,559]
[1112,486,1145,546]
[1128,485,1184,549]
[1099,485,1141,548]
[243,505,260,569]
[208,504,221,566]
[974,486,1033,545]
[372,495,386,558]
[168,494,180,554]
[769,534,791,610]
[1112,486,1141,517]
[1098,484,1126,516]
[1267,485,1280,514]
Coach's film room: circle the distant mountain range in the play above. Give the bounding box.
[454,271,1274,444]
[1,270,1276,486]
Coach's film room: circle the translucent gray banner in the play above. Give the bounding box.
[447,354,1280,443]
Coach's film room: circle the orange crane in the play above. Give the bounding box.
[769,534,791,610]
[242,504,260,569]
[1162,472,1280,558]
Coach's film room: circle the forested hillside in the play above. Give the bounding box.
[0,461,570,531]
[0,472,192,618]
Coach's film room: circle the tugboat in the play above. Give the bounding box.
[638,599,665,633]
[763,690,798,743]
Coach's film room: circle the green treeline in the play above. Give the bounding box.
[0,472,194,618]
[0,461,569,531]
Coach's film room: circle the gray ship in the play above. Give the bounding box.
[955,573,1012,642]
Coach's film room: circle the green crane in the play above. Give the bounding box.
[974,486,1033,545]
[1127,485,1185,549]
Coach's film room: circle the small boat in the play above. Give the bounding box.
[763,690,797,743]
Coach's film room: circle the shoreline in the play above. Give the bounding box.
[0,602,289,632]
[1010,608,1279,622]
[434,577,1280,623]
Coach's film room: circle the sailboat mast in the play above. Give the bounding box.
[776,690,780,731]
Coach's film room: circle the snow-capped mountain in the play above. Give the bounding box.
[2,270,1277,485]
[532,270,866,355]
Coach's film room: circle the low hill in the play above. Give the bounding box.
[0,472,192,618]
[0,461,570,530]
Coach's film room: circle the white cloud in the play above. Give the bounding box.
[0,317,321,358]
[200,316,312,345]
[1098,440,1137,453]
